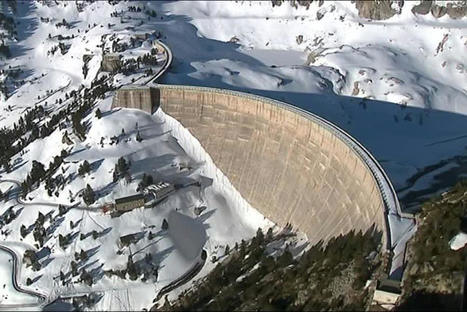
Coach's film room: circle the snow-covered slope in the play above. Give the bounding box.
[0,0,465,310]
[0,106,269,310]
[0,1,273,310]
[151,0,467,210]
[2,0,465,210]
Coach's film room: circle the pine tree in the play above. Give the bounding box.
[277,248,293,267]
[127,255,139,280]
[256,228,264,246]
[30,160,45,182]
[80,249,87,261]
[266,227,274,242]
[81,269,93,286]
[83,184,95,205]
[136,130,143,142]
[71,260,78,276]
[162,218,169,230]
[58,204,67,216]
[240,240,246,258]
[78,160,91,176]
[21,181,29,198]
[58,234,67,248]
[113,168,118,182]
[36,212,45,226]
[95,108,102,119]
[117,157,129,174]
[20,224,27,238]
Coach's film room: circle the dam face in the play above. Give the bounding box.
[113,86,389,245]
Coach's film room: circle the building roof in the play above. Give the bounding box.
[115,193,145,204]
[377,279,401,294]
[150,182,172,191]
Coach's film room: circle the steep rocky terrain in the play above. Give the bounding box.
[400,181,467,310]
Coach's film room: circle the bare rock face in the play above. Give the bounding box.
[271,0,284,8]
[431,4,447,18]
[269,0,466,20]
[354,0,399,20]
[446,3,467,19]
[411,0,433,15]
[271,0,314,9]
[297,0,313,9]
[296,35,304,45]
[412,0,466,19]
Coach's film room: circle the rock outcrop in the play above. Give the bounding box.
[412,1,466,19]
[355,0,400,20]
[270,0,467,20]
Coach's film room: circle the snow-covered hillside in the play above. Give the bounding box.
[0,1,274,310]
[152,0,467,210]
[0,0,465,310]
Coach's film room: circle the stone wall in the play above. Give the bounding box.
[153,86,388,245]
[112,87,160,114]
[101,54,122,73]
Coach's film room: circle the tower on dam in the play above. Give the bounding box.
[112,85,160,113]
[112,85,392,249]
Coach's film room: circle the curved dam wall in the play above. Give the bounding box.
[113,85,397,248]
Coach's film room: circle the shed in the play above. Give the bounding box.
[148,182,175,200]
[114,193,145,212]
[101,53,122,72]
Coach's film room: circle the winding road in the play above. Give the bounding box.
[155,249,207,302]
[0,244,47,309]
[0,36,188,311]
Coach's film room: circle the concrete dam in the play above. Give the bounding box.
[112,85,398,248]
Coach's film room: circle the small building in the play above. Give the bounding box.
[134,33,149,41]
[147,182,175,200]
[371,279,402,310]
[101,53,122,72]
[118,232,145,248]
[119,233,138,247]
[102,203,114,214]
[114,193,145,212]
[144,182,175,208]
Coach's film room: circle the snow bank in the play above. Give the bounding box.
[450,232,467,251]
